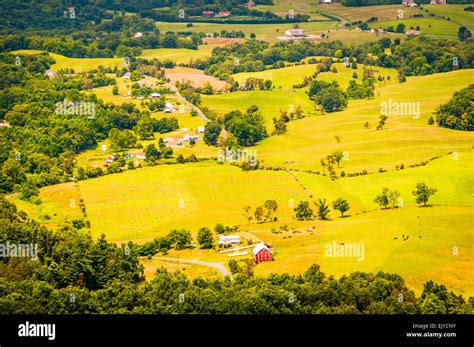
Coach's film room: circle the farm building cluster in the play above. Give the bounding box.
[104,153,146,167]
[218,235,273,264]
[164,126,204,148]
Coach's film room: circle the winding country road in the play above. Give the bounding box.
[164,79,228,138]
[157,256,233,280]
[166,82,211,123]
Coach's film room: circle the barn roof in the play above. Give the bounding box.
[252,243,271,256]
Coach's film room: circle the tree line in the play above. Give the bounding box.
[0,196,472,314]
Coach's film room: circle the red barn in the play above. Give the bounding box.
[253,244,273,263]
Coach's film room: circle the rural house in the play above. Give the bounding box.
[216,11,231,17]
[253,244,273,263]
[285,28,307,38]
[402,0,418,6]
[164,103,175,113]
[406,29,422,36]
[183,135,200,142]
[44,70,57,79]
[218,235,241,247]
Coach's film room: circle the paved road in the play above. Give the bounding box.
[166,82,211,123]
[157,256,233,280]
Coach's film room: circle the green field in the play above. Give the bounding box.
[378,17,461,37]
[424,4,474,29]
[204,68,474,172]
[231,62,397,90]
[10,151,473,296]
[7,20,474,297]
[10,46,215,72]
[156,21,338,43]
[139,46,214,64]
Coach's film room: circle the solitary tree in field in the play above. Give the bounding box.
[413,182,437,207]
[374,188,390,209]
[332,198,350,217]
[264,200,278,222]
[388,190,401,209]
[197,227,214,249]
[294,201,314,221]
[243,206,252,224]
[314,198,330,220]
[398,69,406,83]
[320,158,327,173]
[332,150,344,168]
[377,115,388,130]
[254,206,265,223]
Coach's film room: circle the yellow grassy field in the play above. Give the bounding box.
[164,67,228,89]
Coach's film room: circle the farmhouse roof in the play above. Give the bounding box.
[252,243,271,256]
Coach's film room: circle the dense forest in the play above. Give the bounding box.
[0,197,472,314]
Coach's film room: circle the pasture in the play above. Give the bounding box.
[164,67,228,89]
[211,68,474,172]
[156,21,338,43]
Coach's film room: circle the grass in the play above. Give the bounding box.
[7,34,474,297]
[164,67,228,89]
[140,46,214,64]
[423,4,474,29]
[11,152,473,296]
[10,50,124,71]
[316,3,424,22]
[156,21,338,43]
[251,69,474,172]
[378,17,461,37]
[202,62,397,129]
[231,62,397,90]
[141,257,221,281]
[249,205,473,297]
[10,45,215,72]
[202,89,316,128]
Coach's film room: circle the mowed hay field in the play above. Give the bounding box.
[249,204,473,297]
[141,257,221,281]
[202,62,397,129]
[378,17,461,38]
[231,62,398,90]
[424,4,474,28]
[253,69,474,172]
[11,46,215,72]
[61,163,309,242]
[164,67,228,89]
[11,151,473,295]
[139,46,215,64]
